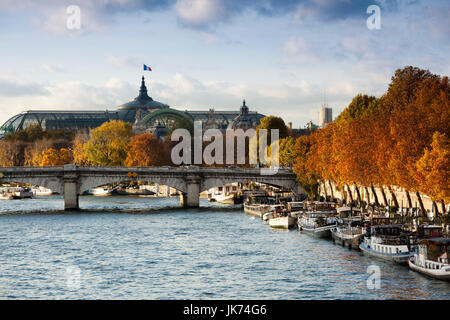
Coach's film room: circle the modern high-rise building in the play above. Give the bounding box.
[318,106,332,128]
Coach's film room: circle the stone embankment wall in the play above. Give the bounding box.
[319,181,449,217]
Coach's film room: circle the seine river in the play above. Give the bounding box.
[0,196,449,300]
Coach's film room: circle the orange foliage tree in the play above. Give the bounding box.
[41,148,73,166]
[125,133,169,167]
[414,132,450,205]
[291,66,450,214]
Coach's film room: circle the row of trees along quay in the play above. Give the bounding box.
[0,66,448,216]
[293,66,449,217]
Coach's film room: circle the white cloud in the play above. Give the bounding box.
[282,37,321,64]
[41,64,66,73]
[106,55,140,68]
[174,0,230,28]
[0,69,395,129]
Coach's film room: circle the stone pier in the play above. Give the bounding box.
[63,164,79,211]
[183,176,201,208]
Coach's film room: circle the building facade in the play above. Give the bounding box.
[0,76,266,139]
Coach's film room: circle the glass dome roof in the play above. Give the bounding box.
[0,110,119,137]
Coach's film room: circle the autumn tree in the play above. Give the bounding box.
[73,130,90,166]
[0,140,25,166]
[24,139,53,166]
[414,132,450,206]
[85,120,132,166]
[293,135,319,199]
[41,148,73,166]
[125,133,169,166]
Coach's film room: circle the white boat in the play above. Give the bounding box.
[408,238,450,281]
[269,215,296,229]
[31,186,53,196]
[0,192,14,200]
[89,187,113,196]
[297,212,339,239]
[263,205,284,222]
[214,193,236,205]
[359,224,412,264]
[262,211,274,222]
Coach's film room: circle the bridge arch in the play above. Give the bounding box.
[201,177,299,194]
[78,175,187,195]
[0,169,64,194]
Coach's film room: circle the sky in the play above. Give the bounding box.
[0,0,448,128]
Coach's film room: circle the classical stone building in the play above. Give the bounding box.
[0,76,266,139]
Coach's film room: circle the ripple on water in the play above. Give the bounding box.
[0,196,450,299]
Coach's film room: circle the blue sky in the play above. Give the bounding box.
[0,0,448,128]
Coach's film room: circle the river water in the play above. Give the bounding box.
[0,196,449,299]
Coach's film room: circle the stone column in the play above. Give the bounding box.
[63,164,79,211]
[182,175,201,208]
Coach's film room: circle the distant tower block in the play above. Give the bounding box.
[318,107,332,128]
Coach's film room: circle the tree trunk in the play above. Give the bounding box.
[416,191,426,217]
[354,183,361,205]
[432,201,439,218]
[328,180,334,199]
[340,185,346,205]
[346,184,353,202]
[371,184,379,206]
[365,186,371,203]
[388,186,399,208]
[322,181,328,199]
[441,200,446,216]
[380,187,388,206]
[405,189,412,216]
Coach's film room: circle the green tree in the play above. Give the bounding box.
[85,120,132,166]
[256,116,289,141]
[279,136,297,167]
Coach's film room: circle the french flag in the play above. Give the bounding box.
[143,64,152,71]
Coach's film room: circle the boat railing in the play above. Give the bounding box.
[341,226,364,236]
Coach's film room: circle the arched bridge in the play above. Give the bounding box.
[0,165,302,210]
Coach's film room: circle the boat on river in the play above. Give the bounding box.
[31,186,53,196]
[359,224,413,264]
[287,201,304,218]
[332,218,366,250]
[331,206,365,250]
[212,193,236,205]
[112,186,155,196]
[408,238,450,281]
[297,201,339,238]
[86,187,115,196]
[243,192,273,218]
[298,213,339,238]
[0,192,14,200]
[269,215,296,229]
[0,187,33,199]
